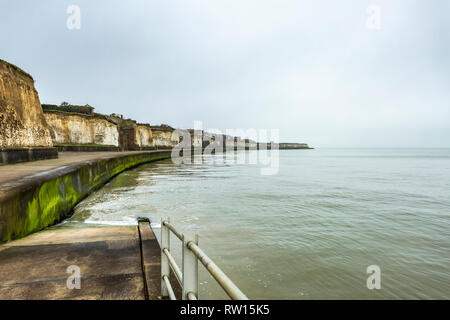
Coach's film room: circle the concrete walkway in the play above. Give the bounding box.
[0,221,166,300]
[0,150,170,188]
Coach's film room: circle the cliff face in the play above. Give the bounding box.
[0,60,53,148]
[136,124,153,148]
[44,111,119,146]
[152,129,178,148]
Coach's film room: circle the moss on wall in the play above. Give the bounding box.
[0,151,171,242]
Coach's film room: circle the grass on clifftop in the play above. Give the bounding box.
[0,59,34,81]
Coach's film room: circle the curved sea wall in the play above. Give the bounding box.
[44,111,120,147]
[0,151,171,242]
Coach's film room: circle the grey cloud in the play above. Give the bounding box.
[1,0,448,147]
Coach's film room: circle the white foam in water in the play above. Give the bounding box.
[182,216,199,222]
[84,218,137,226]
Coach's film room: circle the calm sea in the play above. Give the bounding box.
[63,148,450,299]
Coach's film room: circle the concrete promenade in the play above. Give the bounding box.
[0,151,170,187]
[0,150,172,242]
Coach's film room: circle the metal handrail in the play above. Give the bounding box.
[162,220,183,240]
[187,241,248,300]
[162,275,176,300]
[162,248,182,283]
[186,291,197,300]
[160,217,248,300]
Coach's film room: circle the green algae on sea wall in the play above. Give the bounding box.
[0,152,171,242]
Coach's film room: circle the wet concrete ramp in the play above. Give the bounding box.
[0,224,161,300]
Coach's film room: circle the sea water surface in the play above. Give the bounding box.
[62,148,450,299]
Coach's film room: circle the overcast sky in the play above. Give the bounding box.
[1,0,449,147]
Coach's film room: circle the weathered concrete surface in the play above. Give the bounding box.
[137,220,181,300]
[0,151,147,185]
[0,147,58,166]
[55,145,120,152]
[138,221,160,299]
[0,150,171,242]
[0,225,147,299]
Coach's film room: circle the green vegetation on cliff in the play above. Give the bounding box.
[42,103,94,115]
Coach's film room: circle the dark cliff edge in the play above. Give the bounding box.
[256,143,314,150]
[279,143,314,150]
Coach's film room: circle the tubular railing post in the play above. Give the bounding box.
[161,217,170,298]
[182,234,199,300]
